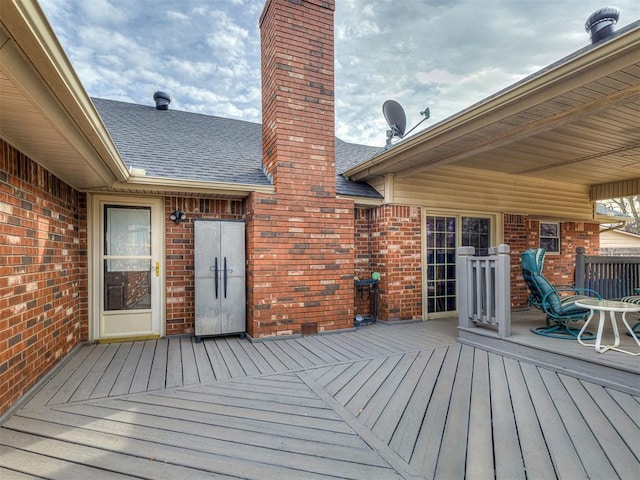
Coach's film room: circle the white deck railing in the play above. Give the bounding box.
[457,244,511,337]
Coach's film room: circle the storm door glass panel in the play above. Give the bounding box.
[462,217,490,256]
[104,206,151,311]
[426,216,457,313]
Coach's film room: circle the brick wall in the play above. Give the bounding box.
[0,139,86,416]
[260,0,336,197]
[504,214,600,308]
[164,197,243,335]
[354,208,375,317]
[246,194,354,338]
[247,0,354,339]
[368,205,422,322]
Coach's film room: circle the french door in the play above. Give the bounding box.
[91,196,164,341]
[424,214,493,317]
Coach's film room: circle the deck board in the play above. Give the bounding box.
[225,338,262,376]
[520,363,590,479]
[129,340,157,393]
[312,334,362,360]
[165,337,183,388]
[434,344,473,480]
[147,338,168,390]
[488,352,526,480]
[3,319,640,479]
[356,352,416,428]
[606,388,640,427]
[343,354,403,417]
[98,397,365,448]
[408,343,460,477]
[371,348,437,442]
[202,338,232,380]
[503,356,556,479]
[250,341,290,372]
[559,374,638,478]
[180,337,201,386]
[0,442,140,480]
[111,341,144,395]
[68,342,119,402]
[48,344,107,405]
[235,338,276,375]
[262,341,304,370]
[539,368,619,479]
[191,340,217,384]
[465,348,494,480]
[296,336,346,363]
[24,344,96,408]
[583,383,640,458]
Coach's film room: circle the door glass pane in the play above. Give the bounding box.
[104,262,151,310]
[462,217,490,256]
[104,206,152,311]
[426,216,456,314]
[105,207,151,256]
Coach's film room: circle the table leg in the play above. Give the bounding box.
[594,310,607,353]
[577,309,596,347]
[608,310,621,349]
[594,310,623,353]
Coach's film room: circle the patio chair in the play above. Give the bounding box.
[521,248,600,339]
[621,296,640,334]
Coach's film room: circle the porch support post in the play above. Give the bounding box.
[495,244,511,338]
[457,246,476,330]
[575,247,586,291]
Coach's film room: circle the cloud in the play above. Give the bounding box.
[39,0,640,147]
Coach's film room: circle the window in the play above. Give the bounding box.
[539,222,560,254]
[462,217,490,256]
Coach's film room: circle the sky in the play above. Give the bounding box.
[39,0,640,147]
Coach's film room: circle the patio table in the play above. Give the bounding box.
[575,299,640,355]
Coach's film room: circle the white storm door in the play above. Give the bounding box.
[97,199,163,340]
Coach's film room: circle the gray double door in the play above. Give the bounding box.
[194,220,246,339]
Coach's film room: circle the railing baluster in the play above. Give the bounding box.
[457,245,511,337]
[576,250,640,299]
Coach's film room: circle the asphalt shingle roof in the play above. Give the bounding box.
[93,98,381,198]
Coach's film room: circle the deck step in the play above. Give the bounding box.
[458,329,640,396]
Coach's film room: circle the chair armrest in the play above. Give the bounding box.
[538,287,602,316]
[553,287,602,299]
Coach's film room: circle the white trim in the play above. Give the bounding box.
[421,209,499,321]
[539,221,561,254]
[88,194,165,341]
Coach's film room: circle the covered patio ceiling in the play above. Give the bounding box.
[345,21,640,201]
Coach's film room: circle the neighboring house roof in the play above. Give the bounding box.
[94,98,381,199]
[344,19,640,201]
[595,203,632,219]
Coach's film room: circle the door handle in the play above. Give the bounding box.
[224,257,228,298]
[214,257,219,299]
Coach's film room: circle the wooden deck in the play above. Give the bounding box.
[1,318,639,479]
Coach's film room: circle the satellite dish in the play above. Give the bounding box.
[383,100,407,138]
[381,99,431,148]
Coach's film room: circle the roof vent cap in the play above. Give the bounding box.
[153,91,171,110]
[585,6,620,44]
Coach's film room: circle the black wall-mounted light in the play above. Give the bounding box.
[170,209,187,224]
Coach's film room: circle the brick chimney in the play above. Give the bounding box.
[246,0,354,339]
[260,0,336,196]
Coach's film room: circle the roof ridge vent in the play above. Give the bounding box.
[153,91,171,110]
[585,6,620,44]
